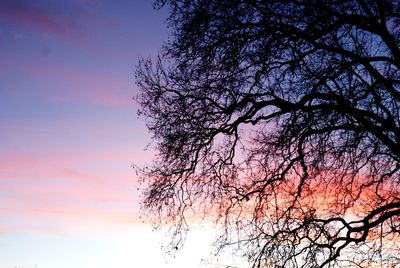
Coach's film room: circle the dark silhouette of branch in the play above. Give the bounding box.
[136,0,400,267]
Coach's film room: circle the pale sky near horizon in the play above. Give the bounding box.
[0,1,232,267]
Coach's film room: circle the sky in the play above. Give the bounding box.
[0,1,226,267]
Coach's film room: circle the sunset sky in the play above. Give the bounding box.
[0,1,220,267]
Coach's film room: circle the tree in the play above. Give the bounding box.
[136,0,400,267]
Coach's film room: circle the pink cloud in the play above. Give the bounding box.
[0,149,144,235]
[0,150,139,183]
[0,205,141,236]
[0,0,94,48]
[0,2,77,34]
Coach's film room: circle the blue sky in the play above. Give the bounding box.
[0,1,223,267]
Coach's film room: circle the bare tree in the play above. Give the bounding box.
[136,0,400,267]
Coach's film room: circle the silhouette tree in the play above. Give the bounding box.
[136,0,400,267]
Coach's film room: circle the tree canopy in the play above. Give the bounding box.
[136,0,400,267]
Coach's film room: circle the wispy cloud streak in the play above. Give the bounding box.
[0,150,140,235]
[1,1,78,33]
[0,0,94,47]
